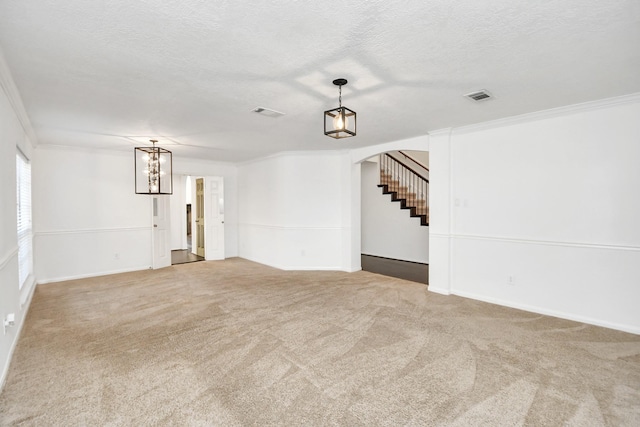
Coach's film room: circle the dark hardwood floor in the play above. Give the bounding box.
[361,254,428,285]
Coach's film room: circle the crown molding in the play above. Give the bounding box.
[237,149,349,167]
[0,47,38,146]
[449,92,640,136]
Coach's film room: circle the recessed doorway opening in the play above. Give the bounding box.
[167,175,225,266]
[171,202,205,265]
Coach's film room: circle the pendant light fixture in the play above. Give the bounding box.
[134,139,173,194]
[324,78,356,139]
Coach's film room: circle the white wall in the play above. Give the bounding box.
[0,58,37,389]
[361,160,429,263]
[33,147,239,283]
[170,175,186,250]
[429,95,640,334]
[238,151,351,270]
[405,150,429,168]
[33,146,153,282]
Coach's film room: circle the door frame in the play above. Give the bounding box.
[161,174,226,262]
[151,195,172,269]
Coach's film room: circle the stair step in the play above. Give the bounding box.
[379,158,429,226]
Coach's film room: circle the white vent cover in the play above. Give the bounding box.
[464,90,493,102]
[251,107,285,118]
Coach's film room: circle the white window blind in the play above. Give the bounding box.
[16,151,33,289]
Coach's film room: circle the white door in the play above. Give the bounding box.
[152,195,171,269]
[205,176,225,260]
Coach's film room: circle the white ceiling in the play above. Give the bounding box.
[1,1,639,162]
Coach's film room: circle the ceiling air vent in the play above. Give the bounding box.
[251,107,285,118]
[464,90,493,102]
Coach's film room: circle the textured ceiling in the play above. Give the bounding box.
[1,0,639,162]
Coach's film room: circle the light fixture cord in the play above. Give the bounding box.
[338,85,342,108]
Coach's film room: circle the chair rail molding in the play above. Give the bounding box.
[0,246,19,271]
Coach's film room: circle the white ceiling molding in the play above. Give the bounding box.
[237,149,349,167]
[451,92,640,136]
[0,46,38,146]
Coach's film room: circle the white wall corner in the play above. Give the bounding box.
[0,46,38,147]
[427,129,453,294]
[342,157,361,272]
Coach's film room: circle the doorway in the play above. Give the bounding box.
[165,175,225,266]
[171,248,204,265]
[360,150,429,284]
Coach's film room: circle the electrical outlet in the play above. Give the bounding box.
[507,275,516,285]
[114,253,120,260]
[3,313,15,334]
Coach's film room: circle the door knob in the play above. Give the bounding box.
[154,224,158,227]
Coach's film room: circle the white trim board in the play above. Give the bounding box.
[237,255,343,272]
[37,265,151,284]
[0,247,18,271]
[0,276,37,393]
[451,234,640,252]
[452,289,640,336]
[430,92,640,136]
[0,46,38,146]
[237,149,348,167]
[35,226,150,236]
[238,223,344,231]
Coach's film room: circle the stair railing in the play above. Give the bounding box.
[398,150,429,172]
[380,153,429,213]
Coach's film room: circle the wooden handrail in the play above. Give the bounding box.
[383,153,429,183]
[398,151,429,172]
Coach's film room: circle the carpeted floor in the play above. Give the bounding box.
[1,258,639,426]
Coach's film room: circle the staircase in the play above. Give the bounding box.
[377,153,429,226]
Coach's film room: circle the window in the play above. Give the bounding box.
[16,150,33,289]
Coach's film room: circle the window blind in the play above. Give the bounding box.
[16,151,33,289]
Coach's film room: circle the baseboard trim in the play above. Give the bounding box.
[452,289,640,335]
[1,275,37,393]
[427,286,451,296]
[198,256,345,272]
[278,266,344,271]
[37,265,151,284]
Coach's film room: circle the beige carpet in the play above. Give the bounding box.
[1,258,639,426]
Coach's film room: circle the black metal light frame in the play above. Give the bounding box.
[134,140,173,195]
[324,78,356,139]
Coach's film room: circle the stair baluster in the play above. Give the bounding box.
[378,153,428,226]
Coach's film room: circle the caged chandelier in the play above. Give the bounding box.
[324,78,356,139]
[134,140,173,195]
